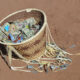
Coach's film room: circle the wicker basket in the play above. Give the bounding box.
[0,8,47,60]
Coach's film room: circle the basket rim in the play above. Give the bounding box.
[0,8,47,45]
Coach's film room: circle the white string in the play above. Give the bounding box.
[46,23,73,55]
[11,67,31,72]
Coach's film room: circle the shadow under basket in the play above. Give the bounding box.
[0,8,47,60]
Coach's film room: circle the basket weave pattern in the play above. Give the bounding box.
[13,27,46,60]
[0,9,46,60]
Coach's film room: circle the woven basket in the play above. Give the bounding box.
[0,8,47,60]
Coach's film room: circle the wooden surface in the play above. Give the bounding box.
[0,0,80,80]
